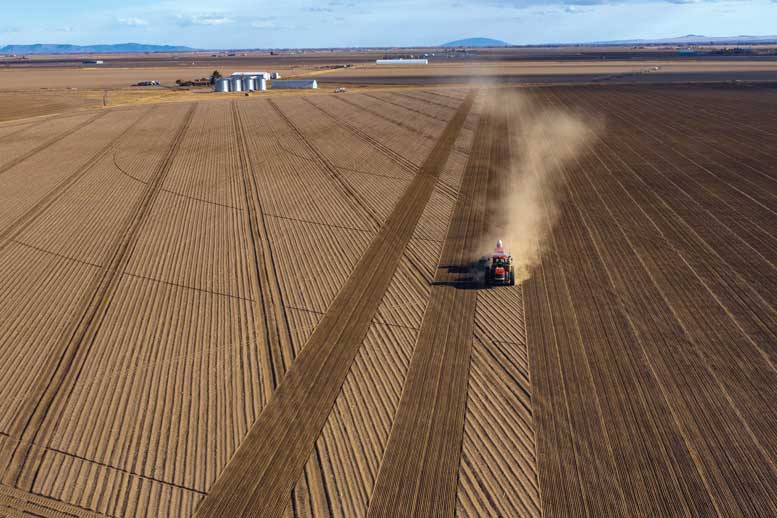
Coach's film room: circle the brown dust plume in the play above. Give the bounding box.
[479,89,601,281]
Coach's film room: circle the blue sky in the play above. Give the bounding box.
[1,0,775,48]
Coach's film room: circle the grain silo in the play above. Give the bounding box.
[271,79,318,89]
[256,78,268,91]
[242,76,255,91]
[231,76,243,92]
[215,78,231,92]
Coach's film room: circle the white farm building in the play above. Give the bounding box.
[232,71,271,80]
[271,80,318,89]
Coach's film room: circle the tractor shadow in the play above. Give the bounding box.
[431,262,498,290]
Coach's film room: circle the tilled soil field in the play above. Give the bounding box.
[0,83,776,517]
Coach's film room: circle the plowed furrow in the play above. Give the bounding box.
[0,104,197,490]
[399,91,461,110]
[301,97,419,173]
[332,96,439,141]
[0,108,153,254]
[0,112,107,177]
[0,484,106,518]
[0,111,90,143]
[194,93,474,518]
[362,93,451,123]
[232,100,296,388]
[367,100,502,517]
[283,101,480,517]
[268,99,383,230]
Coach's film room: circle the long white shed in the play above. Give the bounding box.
[271,80,318,89]
[232,71,271,79]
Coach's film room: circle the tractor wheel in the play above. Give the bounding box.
[509,270,515,286]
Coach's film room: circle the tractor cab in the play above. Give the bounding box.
[481,241,515,286]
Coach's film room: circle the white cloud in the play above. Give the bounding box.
[250,17,298,30]
[118,17,149,27]
[177,14,234,27]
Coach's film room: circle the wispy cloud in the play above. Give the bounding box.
[176,14,233,27]
[118,17,149,27]
[250,17,297,31]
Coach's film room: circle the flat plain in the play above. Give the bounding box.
[0,51,776,517]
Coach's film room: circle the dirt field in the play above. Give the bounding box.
[1,49,773,121]
[0,76,776,518]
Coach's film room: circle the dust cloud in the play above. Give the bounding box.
[479,89,601,281]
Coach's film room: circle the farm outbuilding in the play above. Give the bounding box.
[271,79,318,89]
[232,71,271,79]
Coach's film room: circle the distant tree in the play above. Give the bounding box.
[211,70,222,84]
[175,79,182,86]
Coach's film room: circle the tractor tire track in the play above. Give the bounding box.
[0,107,155,255]
[232,100,296,390]
[362,92,451,123]
[0,111,108,177]
[268,97,445,295]
[367,104,505,517]
[268,99,383,231]
[332,94,471,156]
[301,96,460,202]
[194,92,474,518]
[301,97,419,173]
[0,111,93,144]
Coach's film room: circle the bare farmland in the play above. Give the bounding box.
[1,82,777,517]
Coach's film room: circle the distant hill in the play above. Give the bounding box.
[0,43,195,54]
[441,38,510,47]
[591,34,777,45]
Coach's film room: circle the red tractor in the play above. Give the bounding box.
[480,240,515,286]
